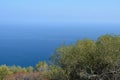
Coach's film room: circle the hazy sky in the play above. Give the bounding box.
[0,0,120,25]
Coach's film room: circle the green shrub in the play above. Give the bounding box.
[0,65,12,80]
[50,35,120,80]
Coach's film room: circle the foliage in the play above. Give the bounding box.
[0,65,12,80]
[36,61,48,72]
[9,65,27,73]
[26,66,34,72]
[50,35,120,80]
[45,65,68,80]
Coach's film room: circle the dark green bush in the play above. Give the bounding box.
[50,35,120,80]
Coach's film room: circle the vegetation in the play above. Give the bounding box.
[0,35,120,80]
[0,65,12,80]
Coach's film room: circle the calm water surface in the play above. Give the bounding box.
[0,24,120,66]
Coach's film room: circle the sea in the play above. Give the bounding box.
[0,23,120,67]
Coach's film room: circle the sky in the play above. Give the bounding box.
[0,0,120,25]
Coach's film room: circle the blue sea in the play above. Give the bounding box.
[0,23,120,67]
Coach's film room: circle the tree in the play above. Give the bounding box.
[50,35,120,80]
